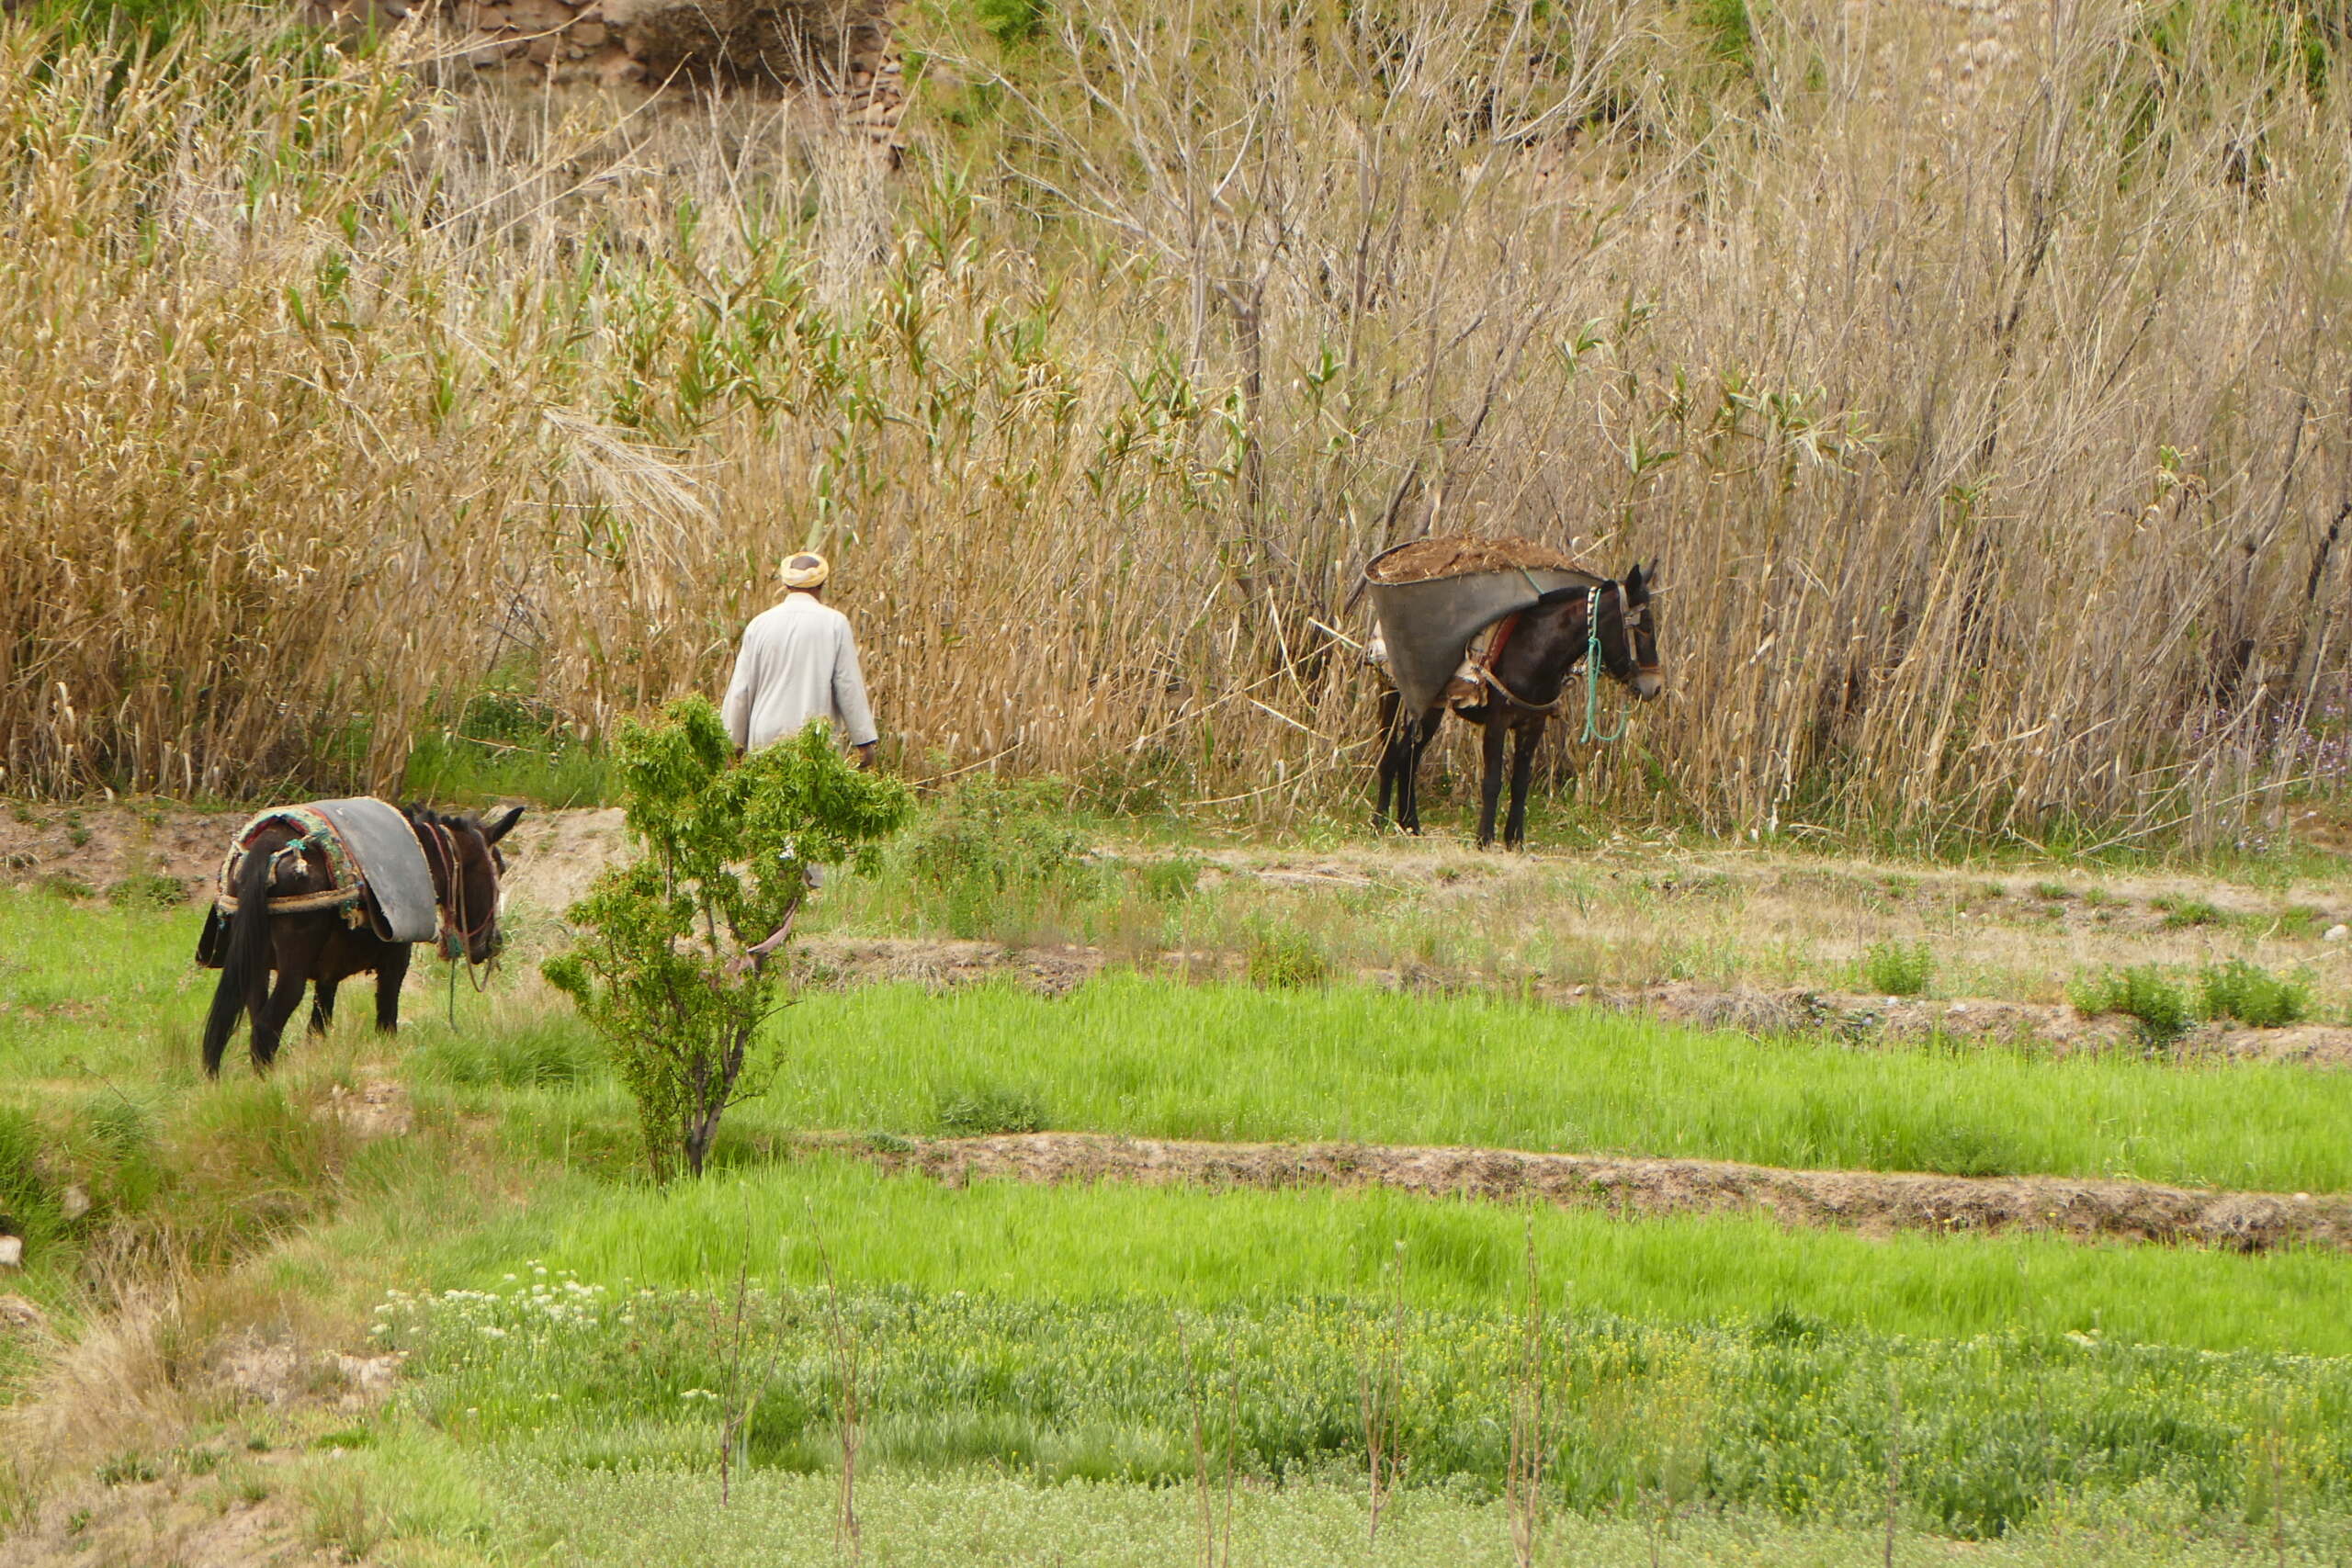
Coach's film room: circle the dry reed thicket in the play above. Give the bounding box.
[3,0,2349,842]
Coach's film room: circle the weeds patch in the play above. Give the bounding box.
[2070,966,2195,1046]
[103,874,185,910]
[1244,920,1329,988]
[1860,940,1933,998]
[2197,960,2310,1029]
[892,777,1104,942]
[2154,897,2226,930]
[934,1084,1051,1137]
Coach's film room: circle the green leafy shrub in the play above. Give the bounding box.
[1906,1122,2019,1179]
[2153,895,2224,929]
[1244,919,1329,989]
[1689,0,1758,65]
[934,1083,1051,1136]
[1860,940,1933,998]
[2069,965,2194,1045]
[2196,959,2309,1028]
[543,702,910,1180]
[896,775,1104,940]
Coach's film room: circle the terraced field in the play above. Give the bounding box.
[5,805,2352,1563]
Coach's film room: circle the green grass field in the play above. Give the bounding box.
[405,1157,2352,1355]
[14,891,2352,1195]
[213,1445,2352,1567]
[260,1156,2352,1542]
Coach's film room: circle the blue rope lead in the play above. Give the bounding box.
[1582,590,1627,744]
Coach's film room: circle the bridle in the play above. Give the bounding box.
[416,817,498,995]
[1591,579,1660,676]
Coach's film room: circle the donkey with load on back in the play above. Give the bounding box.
[1367,541,1661,849]
[197,798,523,1076]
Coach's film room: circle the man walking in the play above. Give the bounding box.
[721,551,879,768]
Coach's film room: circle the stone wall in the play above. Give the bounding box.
[307,0,906,152]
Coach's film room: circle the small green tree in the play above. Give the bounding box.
[543,699,910,1180]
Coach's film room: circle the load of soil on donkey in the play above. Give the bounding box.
[1363,534,1605,726]
[1363,536,1591,583]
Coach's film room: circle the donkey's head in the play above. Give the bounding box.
[1591,560,1663,700]
[410,804,525,964]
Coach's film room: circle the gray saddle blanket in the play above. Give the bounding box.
[311,797,438,943]
[1366,565,1602,716]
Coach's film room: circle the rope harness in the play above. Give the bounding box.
[413,818,498,1006]
[214,807,369,925]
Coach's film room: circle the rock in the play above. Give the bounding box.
[59,1185,91,1221]
[601,0,893,87]
[503,0,574,35]
[2325,924,2350,942]
[459,32,520,65]
[0,1235,21,1269]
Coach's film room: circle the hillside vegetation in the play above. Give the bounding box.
[2,0,2349,841]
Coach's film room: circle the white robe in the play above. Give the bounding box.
[721,593,879,750]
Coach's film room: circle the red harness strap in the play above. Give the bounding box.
[1480,612,1523,673]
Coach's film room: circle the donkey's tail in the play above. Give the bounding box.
[200,846,277,1077]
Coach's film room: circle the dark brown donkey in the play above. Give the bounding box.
[198,804,523,1076]
[1375,562,1661,848]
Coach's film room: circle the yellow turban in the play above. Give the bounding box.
[779,551,830,590]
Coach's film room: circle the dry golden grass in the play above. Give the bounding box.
[2,0,2347,842]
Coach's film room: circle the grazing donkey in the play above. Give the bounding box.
[198,802,522,1076]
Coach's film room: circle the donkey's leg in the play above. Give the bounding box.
[235,964,274,1071]
[375,943,412,1034]
[1374,689,1402,826]
[1476,709,1510,848]
[309,976,339,1037]
[252,923,326,1070]
[202,969,243,1078]
[250,967,308,1072]
[1402,710,1440,834]
[1503,717,1545,849]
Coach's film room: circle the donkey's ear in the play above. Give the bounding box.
[1623,560,1646,592]
[483,805,526,845]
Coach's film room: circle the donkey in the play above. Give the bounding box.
[198,804,523,1077]
[1375,562,1661,849]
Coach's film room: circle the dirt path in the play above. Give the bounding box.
[842,1131,2352,1253]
